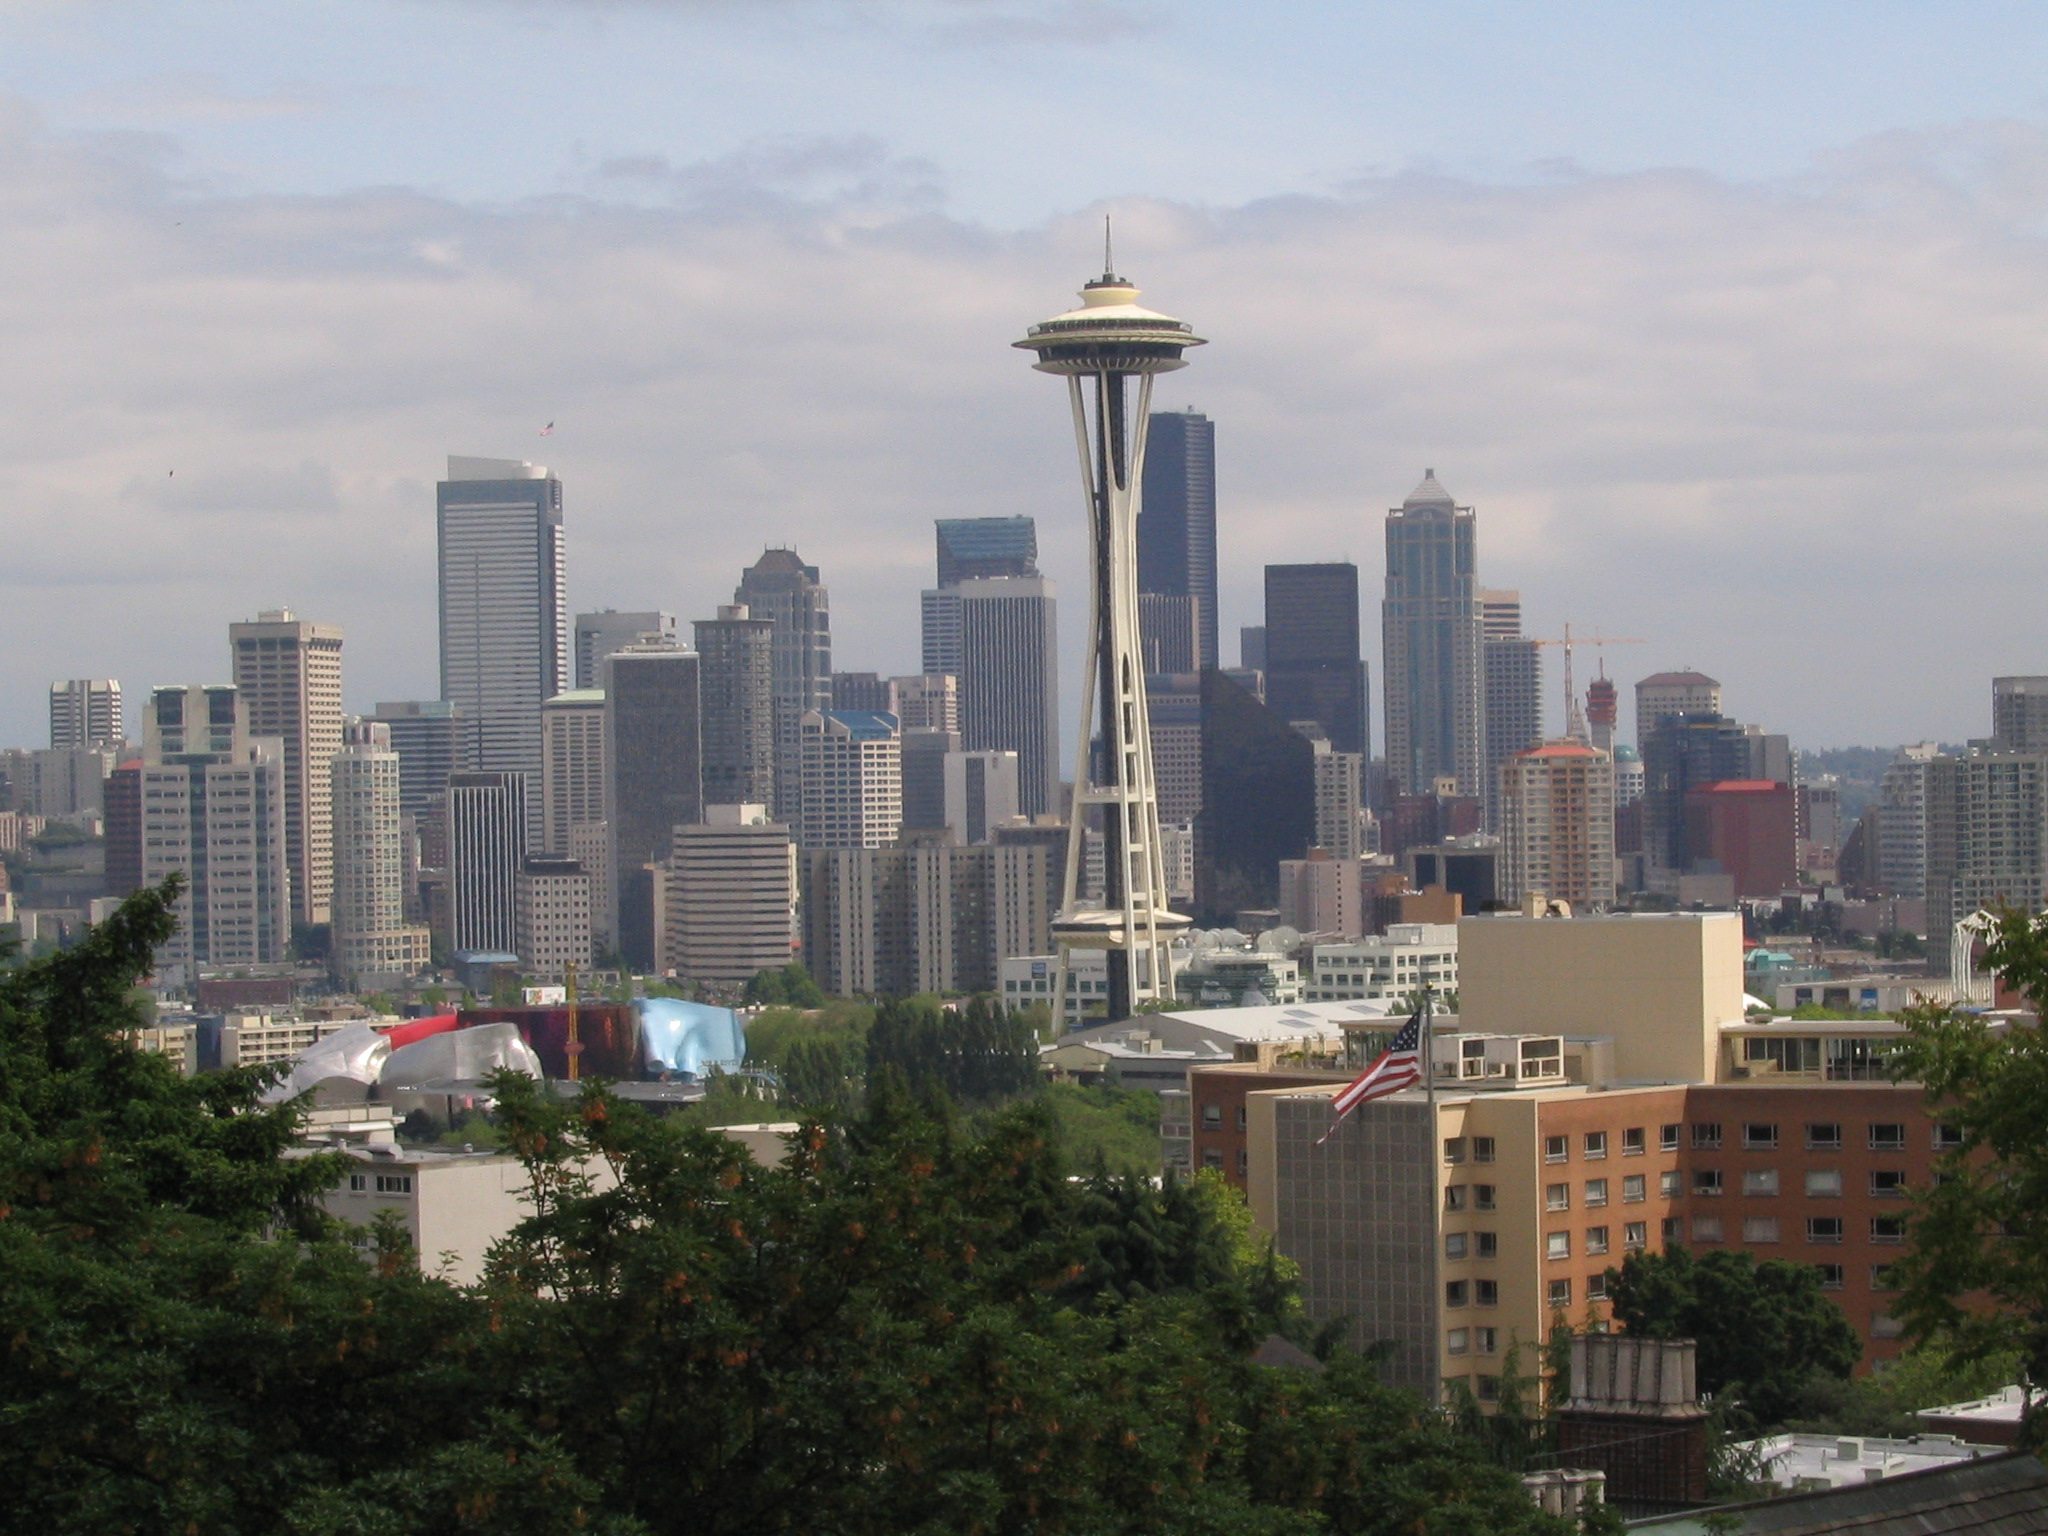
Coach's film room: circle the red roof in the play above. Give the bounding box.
[1519,739,1601,759]
[1692,779,1786,795]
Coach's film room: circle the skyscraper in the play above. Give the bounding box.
[1138,408,1218,671]
[734,549,830,826]
[1992,676,2048,752]
[1382,470,1483,799]
[695,604,777,810]
[1635,672,1723,747]
[665,804,797,983]
[134,685,290,977]
[603,643,702,967]
[437,457,566,841]
[1195,669,1314,924]
[1016,257,1201,1018]
[1477,589,1542,831]
[1640,712,1752,874]
[943,749,1022,845]
[447,771,528,956]
[231,608,344,927]
[798,709,902,851]
[575,610,677,691]
[368,700,461,823]
[330,720,432,986]
[1264,563,1369,759]
[1925,747,2048,971]
[48,679,122,750]
[1500,740,1616,909]
[921,575,1061,818]
[892,673,960,734]
[935,517,1039,586]
[540,689,607,856]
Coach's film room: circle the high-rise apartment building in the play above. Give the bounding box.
[603,644,702,966]
[1876,743,1940,898]
[446,771,527,956]
[1308,738,1368,861]
[734,549,830,826]
[231,609,344,927]
[1477,588,1542,832]
[437,457,565,846]
[921,575,1060,817]
[540,690,607,856]
[1925,747,2048,970]
[515,856,593,977]
[330,720,431,986]
[574,610,675,692]
[664,803,796,983]
[48,678,122,750]
[1635,672,1722,747]
[368,701,462,823]
[1138,409,1219,671]
[695,605,776,811]
[935,517,1038,586]
[1992,676,2048,752]
[133,685,290,977]
[798,709,901,852]
[1500,740,1616,909]
[1264,563,1368,758]
[1383,471,1483,799]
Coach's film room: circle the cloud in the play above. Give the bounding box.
[3,100,2047,753]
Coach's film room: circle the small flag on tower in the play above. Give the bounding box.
[1316,998,1429,1146]
[539,421,555,437]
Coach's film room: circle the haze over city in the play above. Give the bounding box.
[6,1,2048,749]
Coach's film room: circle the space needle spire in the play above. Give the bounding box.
[1016,245,1205,1022]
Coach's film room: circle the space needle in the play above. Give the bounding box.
[1016,230,1204,1022]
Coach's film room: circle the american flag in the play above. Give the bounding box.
[539,421,555,437]
[1316,1000,1428,1146]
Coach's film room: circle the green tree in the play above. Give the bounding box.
[1607,1245,1860,1426]
[1886,908,2048,1447]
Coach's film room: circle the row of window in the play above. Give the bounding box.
[1544,1223,1651,1260]
[1691,1168,1909,1198]
[1533,1121,1956,1162]
[345,1172,414,1195]
[1542,1173,1666,1209]
[1692,1214,1908,1245]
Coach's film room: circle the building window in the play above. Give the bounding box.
[1545,1134,1569,1164]
[1587,1271,1611,1301]
[1742,1216,1781,1243]
[1816,1263,1845,1290]
[347,1173,367,1192]
[1546,1183,1570,1212]
[1623,1126,1646,1156]
[1547,1279,1572,1308]
[1475,1280,1499,1306]
[1474,1185,1497,1211]
[1473,1136,1497,1164]
[1693,1170,1723,1197]
[1547,1232,1572,1261]
[1743,1123,1779,1150]
[1869,1123,1906,1152]
[1445,1232,1468,1260]
[1871,1215,1908,1245]
[1585,1178,1609,1208]
[1476,1374,1502,1403]
[1934,1123,1964,1151]
[1662,1217,1683,1245]
[1444,1185,1468,1212]
[1653,1171,1676,1199]
[1584,1131,1608,1160]
[1586,1225,1610,1256]
[1693,1122,1722,1150]
[1806,1121,1842,1151]
[1475,1327,1499,1354]
[1872,1314,1904,1340]
[1661,1123,1681,1151]
[1201,1104,1222,1130]
[1202,1149,1224,1169]
[1870,1170,1908,1199]
[1808,1216,1845,1244]
[1691,1215,1722,1243]
[374,1174,413,1195]
[1624,1221,1648,1251]
[1743,1169,1780,1197]
[1805,1169,1843,1197]
[1237,1149,1248,1176]
[1235,1107,1247,1131]
[1447,1327,1470,1356]
[1872,1264,1900,1291]
[1445,1281,1468,1308]
[1475,1232,1498,1259]
[1443,1137,1467,1164]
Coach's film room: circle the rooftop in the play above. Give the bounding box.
[1638,670,1721,688]
[1402,468,1457,507]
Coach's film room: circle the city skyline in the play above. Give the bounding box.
[7,9,2048,755]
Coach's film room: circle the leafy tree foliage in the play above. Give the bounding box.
[2,883,1586,1534]
[1886,908,2048,1446]
[743,960,826,1008]
[866,995,1039,1107]
[1606,1245,1859,1426]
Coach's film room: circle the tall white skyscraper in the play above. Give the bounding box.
[541,689,607,856]
[921,575,1060,819]
[231,609,344,927]
[136,685,290,978]
[437,456,566,840]
[799,709,901,851]
[48,679,122,750]
[330,720,431,986]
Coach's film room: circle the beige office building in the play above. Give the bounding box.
[330,720,431,986]
[515,856,592,977]
[541,689,607,855]
[231,609,344,926]
[1634,671,1721,746]
[664,804,796,982]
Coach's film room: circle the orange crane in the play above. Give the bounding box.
[1526,625,1645,741]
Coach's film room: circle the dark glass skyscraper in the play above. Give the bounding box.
[1382,470,1483,800]
[734,548,830,826]
[1195,668,1314,924]
[935,517,1038,586]
[603,644,702,968]
[1138,409,1218,671]
[1262,563,1368,759]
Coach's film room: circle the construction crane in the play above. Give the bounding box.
[564,960,582,1083]
[1527,625,1645,742]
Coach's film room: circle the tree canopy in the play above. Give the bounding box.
[1606,1245,1860,1427]
[0,882,1590,1535]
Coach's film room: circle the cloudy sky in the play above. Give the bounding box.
[5,1,2048,754]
